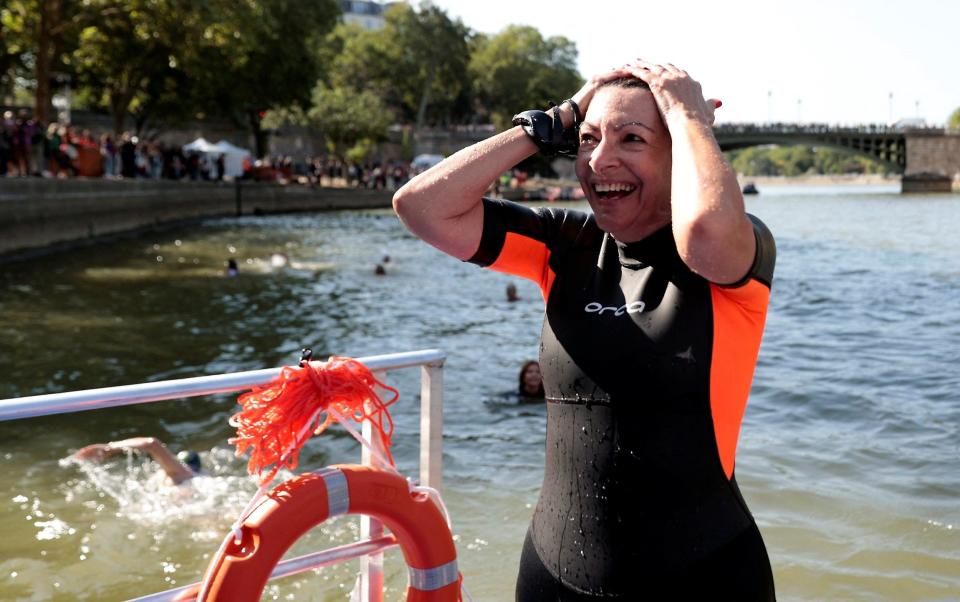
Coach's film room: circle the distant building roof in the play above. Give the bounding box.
[340,0,402,30]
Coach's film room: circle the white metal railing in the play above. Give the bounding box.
[0,349,446,602]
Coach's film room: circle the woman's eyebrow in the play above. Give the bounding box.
[614,120,654,133]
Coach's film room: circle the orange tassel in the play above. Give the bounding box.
[228,356,398,485]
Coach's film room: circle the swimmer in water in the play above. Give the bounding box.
[72,436,200,485]
[395,58,776,599]
[518,360,544,400]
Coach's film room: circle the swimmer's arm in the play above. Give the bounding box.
[76,437,195,485]
[127,438,196,485]
[392,128,538,260]
[666,114,755,285]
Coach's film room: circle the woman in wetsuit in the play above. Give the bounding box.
[394,59,776,600]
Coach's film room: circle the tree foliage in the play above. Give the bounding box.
[726,145,889,176]
[5,0,590,159]
[948,107,960,130]
[329,2,471,129]
[196,0,339,155]
[469,25,583,129]
[0,3,31,98]
[305,84,391,157]
[6,0,338,154]
[72,0,201,135]
[1,0,94,122]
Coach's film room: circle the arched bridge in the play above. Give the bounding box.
[712,123,911,172]
[408,123,960,186]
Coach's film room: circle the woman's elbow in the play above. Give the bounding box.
[392,185,410,216]
[392,180,426,218]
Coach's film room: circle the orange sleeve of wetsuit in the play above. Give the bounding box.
[709,279,771,479]
[488,232,556,302]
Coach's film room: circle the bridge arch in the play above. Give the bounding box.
[713,125,906,173]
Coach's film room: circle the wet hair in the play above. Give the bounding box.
[518,360,545,398]
[177,450,202,473]
[598,76,651,91]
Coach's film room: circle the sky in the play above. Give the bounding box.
[429,0,960,126]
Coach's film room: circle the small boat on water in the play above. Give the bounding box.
[742,182,759,195]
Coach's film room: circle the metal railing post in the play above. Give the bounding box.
[420,363,443,491]
[358,369,388,602]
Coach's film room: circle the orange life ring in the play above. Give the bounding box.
[197,464,460,601]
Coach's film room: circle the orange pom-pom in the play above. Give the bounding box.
[228,356,398,485]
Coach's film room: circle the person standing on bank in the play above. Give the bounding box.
[394,58,777,600]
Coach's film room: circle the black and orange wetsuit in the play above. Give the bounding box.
[468,199,777,601]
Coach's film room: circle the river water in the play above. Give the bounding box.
[0,185,958,601]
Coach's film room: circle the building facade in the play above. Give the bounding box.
[340,0,403,30]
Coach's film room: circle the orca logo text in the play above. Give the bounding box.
[584,301,646,316]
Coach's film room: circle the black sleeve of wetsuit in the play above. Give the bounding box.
[466,198,590,267]
[467,198,546,266]
[724,214,777,289]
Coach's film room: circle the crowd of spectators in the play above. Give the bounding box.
[713,121,943,134]
[1,109,417,190]
[231,154,415,190]
[1,109,223,180]
[290,156,412,190]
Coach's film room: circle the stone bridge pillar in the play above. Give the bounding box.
[904,132,960,192]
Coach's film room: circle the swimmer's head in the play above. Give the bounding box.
[177,450,202,473]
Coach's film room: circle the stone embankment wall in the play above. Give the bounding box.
[0,179,393,260]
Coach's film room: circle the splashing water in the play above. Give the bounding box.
[60,447,263,531]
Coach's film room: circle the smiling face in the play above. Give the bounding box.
[520,362,543,395]
[575,85,673,242]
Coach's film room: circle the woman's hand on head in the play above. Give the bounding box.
[563,66,632,128]
[624,59,721,126]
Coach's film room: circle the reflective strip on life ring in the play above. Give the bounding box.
[409,558,460,591]
[198,464,460,601]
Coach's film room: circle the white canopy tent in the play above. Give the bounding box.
[410,153,445,175]
[181,138,252,178]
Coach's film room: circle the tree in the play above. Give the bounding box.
[949,107,960,130]
[330,2,471,130]
[194,0,340,157]
[726,145,887,176]
[387,2,471,130]
[327,24,399,111]
[469,25,583,129]
[2,1,133,124]
[0,4,30,101]
[71,0,200,135]
[727,146,778,176]
[32,0,70,124]
[769,145,814,176]
[304,84,391,158]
